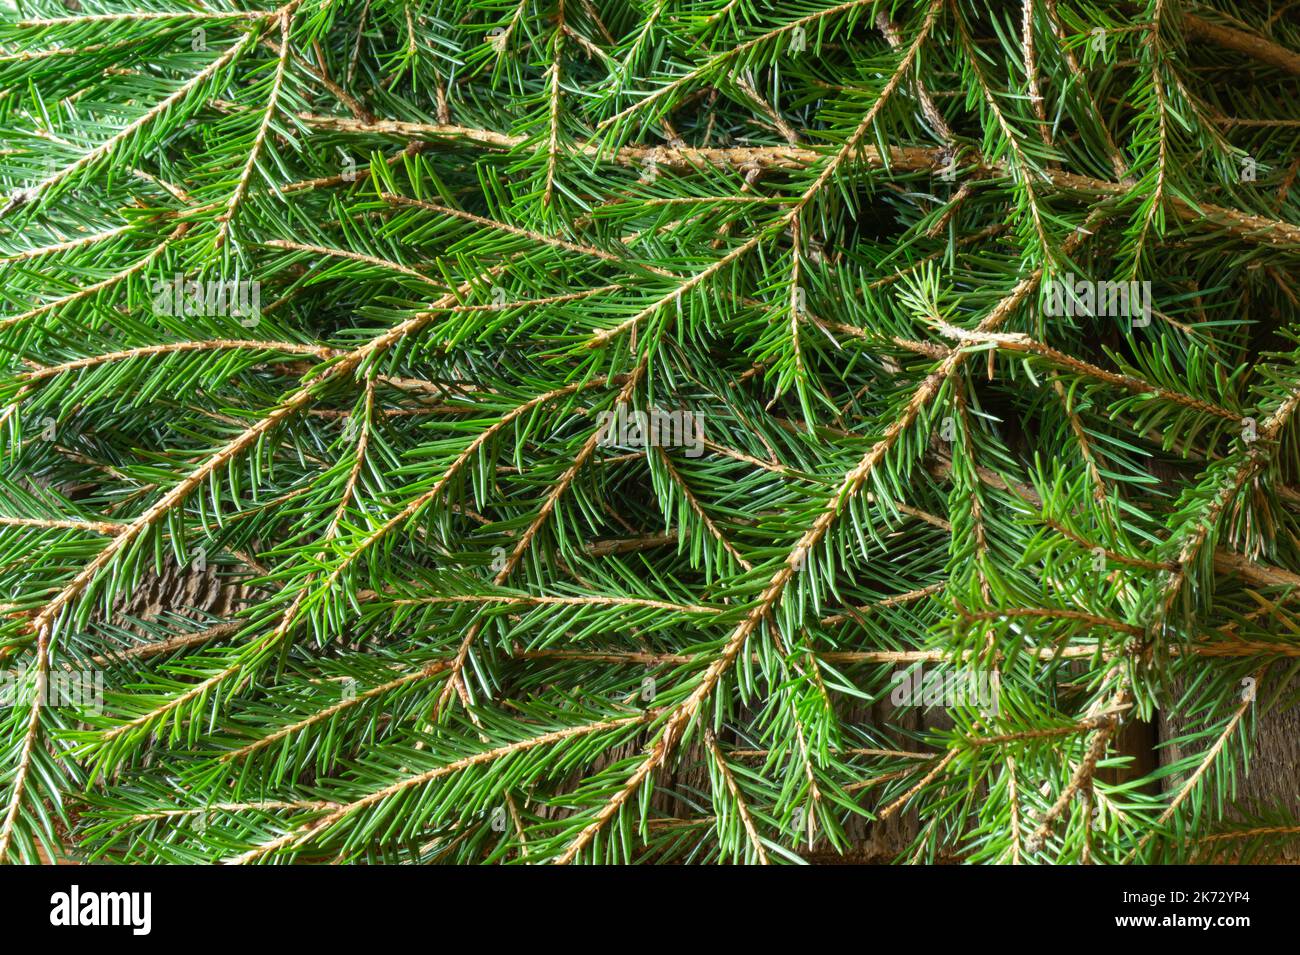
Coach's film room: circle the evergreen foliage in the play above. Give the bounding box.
[3,0,1300,864]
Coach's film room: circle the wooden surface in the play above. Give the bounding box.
[1159,664,1300,863]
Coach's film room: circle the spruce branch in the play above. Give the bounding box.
[5,0,1300,865]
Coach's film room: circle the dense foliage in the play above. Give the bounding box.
[3,0,1300,864]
